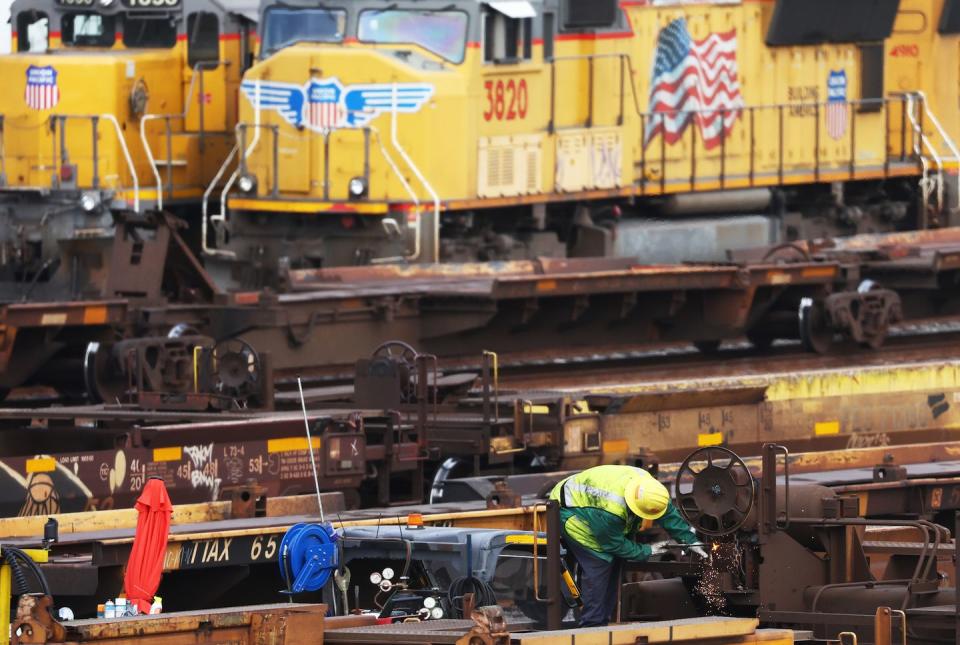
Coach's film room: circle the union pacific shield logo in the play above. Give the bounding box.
[826,70,848,141]
[305,80,347,131]
[25,65,60,111]
[241,77,433,133]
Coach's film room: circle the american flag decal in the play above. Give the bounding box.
[24,65,60,111]
[644,18,743,150]
[826,70,848,141]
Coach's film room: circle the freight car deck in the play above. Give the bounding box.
[5,226,960,402]
[3,441,960,615]
[3,353,960,513]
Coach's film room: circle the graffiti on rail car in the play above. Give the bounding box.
[0,436,359,519]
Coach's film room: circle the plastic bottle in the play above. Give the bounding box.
[149,597,163,615]
[97,604,105,619]
[104,600,115,619]
[115,597,126,617]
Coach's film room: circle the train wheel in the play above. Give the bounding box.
[83,342,126,404]
[856,280,890,350]
[693,340,722,355]
[798,298,835,355]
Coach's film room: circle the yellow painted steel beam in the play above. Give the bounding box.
[0,562,10,645]
[513,617,783,645]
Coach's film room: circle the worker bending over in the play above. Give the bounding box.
[549,465,706,627]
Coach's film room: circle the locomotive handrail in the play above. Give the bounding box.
[388,83,440,263]
[208,81,266,251]
[201,141,239,259]
[904,93,943,219]
[49,113,140,212]
[635,96,912,199]
[369,125,424,264]
[913,90,960,210]
[140,60,232,211]
[0,115,6,187]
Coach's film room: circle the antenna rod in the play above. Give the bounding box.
[298,376,325,523]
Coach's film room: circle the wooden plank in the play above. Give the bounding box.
[0,494,328,540]
[0,502,233,540]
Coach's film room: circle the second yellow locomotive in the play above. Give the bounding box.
[207,0,960,287]
[0,0,255,301]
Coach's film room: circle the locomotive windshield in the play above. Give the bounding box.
[261,7,346,55]
[123,14,178,47]
[62,12,116,47]
[58,11,177,48]
[358,9,468,63]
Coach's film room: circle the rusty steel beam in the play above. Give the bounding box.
[12,602,326,644]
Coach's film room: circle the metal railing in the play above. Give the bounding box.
[633,96,914,196]
[140,60,231,210]
[906,90,960,214]
[48,113,140,212]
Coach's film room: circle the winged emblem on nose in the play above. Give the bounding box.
[240,77,434,132]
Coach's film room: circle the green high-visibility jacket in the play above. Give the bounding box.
[549,465,697,563]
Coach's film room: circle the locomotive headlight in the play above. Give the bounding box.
[237,174,256,193]
[79,192,100,213]
[348,177,366,199]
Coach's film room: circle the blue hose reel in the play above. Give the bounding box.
[279,523,340,594]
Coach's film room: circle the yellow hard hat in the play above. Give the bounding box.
[624,473,670,520]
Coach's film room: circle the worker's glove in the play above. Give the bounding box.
[686,544,709,560]
[648,540,672,556]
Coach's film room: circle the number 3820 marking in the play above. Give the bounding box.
[483,78,529,122]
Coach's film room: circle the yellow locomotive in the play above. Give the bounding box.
[209,0,960,287]
[0,0,255,301]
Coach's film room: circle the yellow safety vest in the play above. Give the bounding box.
[548,465,655,552]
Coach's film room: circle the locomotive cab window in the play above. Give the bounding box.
[358,10,468,64]
[483,2,535,63]
[542,12,555,61]
[858,43,883,113]
[187,12,220,67]
[261,7,346,56]
[16,11,49,52]
[62,12,116,47]
[123,14,177,48]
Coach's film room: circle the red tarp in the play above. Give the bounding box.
[123,478,173,613]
